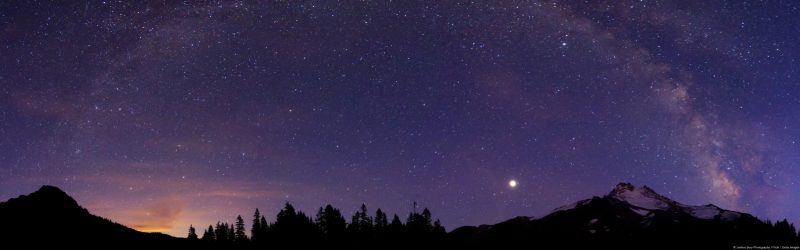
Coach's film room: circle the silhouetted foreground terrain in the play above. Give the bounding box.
[0,186,179,247]
[0,184,797,248]
[451,183,800,248]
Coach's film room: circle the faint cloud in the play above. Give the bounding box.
[11,94,81,118]
[201,190,283,199]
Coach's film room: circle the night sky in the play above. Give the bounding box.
[2,1,799,237]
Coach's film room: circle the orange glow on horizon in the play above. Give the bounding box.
[130,224,174,233]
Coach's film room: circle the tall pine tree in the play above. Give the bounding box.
[251,209,261,242]
[235,215,248,243]
[187,224,198,240]
[375,209,388,229]
[316,204,346,241]
[201,225,215,241]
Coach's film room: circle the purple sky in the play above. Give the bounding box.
[2,1,799,236]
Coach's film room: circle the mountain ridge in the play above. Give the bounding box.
[451,182,799,248]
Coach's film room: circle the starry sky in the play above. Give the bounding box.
[2,0,800,237]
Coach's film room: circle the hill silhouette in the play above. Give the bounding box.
[0,183,797,248]
[0,185,179,247]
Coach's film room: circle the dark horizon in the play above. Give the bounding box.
[1,183,797,248]
[2,1,800,237]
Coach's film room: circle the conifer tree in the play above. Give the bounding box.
[235,215,248,242]
[251,209,261,242]
[187,224,198,240]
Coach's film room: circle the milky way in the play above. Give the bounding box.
[2,1,799,236]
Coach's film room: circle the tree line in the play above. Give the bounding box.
[186,202,447,247]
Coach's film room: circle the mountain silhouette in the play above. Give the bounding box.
[0,184,796,248]
[450,182,799,248]
[0,185,179,246]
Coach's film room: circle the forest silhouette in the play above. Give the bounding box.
[188,202,447,248]
[0,185,798,248]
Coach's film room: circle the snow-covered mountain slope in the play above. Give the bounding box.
[607,182,742,221]
[549,182,742,221]
[608,182,677,210]
[451,182,798,247]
